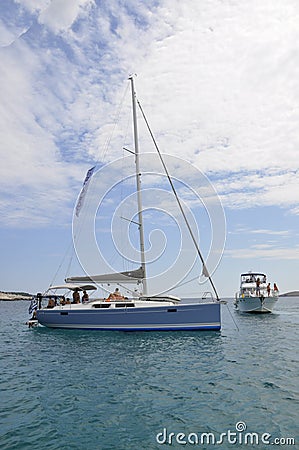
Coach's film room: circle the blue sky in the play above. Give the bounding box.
[0,0,298,297]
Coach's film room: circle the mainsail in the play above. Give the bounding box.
[65,267,144,285]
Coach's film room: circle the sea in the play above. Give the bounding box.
[0,298,298,450]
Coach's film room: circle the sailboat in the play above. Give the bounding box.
[35,76,221,331]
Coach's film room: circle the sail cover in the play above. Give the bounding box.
[65,267,144,284]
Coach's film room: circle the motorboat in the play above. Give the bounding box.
[234,272,279,313]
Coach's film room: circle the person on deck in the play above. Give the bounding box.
[256,278,261,295]
[72,288,80,304]
[82,290,89,303]
[267,283,271,296]
[107,288,124,301]
[47,298,55,308]
[37,293,42,309]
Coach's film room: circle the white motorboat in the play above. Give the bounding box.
[234,272,279,313]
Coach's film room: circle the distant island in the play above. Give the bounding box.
[280,291,299,297]
[0,291,33,301]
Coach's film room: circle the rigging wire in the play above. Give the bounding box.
[137,99,220,301]
[100,82,130,162]
[47,239,74,289]
[225,302,240,331]
[65,253,74,280]
[165,275,200,291]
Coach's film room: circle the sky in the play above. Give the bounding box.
[0,0,298,297]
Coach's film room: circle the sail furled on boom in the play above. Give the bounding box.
[65,267,144,284]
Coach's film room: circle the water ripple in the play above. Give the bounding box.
[0,299,298,449]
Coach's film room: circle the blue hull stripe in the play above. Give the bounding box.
[38,323,221,331]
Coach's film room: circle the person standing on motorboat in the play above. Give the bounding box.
[256,278,261,295]
[267,283,271,296]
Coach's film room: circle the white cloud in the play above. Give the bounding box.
[130,1,299,211]
[0,0,299,229]
[290,206,299,216]
[231,227,291,237]
[0,16,30,47]
[249,229,290,237]
[226,244,299,260]
[0,38,85,226]
[214,170,299,209]
[33,0,95,33]
[15,1,51,14]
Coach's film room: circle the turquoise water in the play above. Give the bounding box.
[0,299,298,449]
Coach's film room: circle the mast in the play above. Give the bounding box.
[129,75,148,295]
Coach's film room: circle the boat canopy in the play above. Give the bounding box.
[241,272,266,278]
[65,267,144,285]
[47,283,97,292]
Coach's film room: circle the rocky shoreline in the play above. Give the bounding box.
[280,291,299,297]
